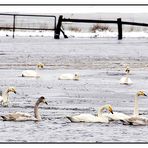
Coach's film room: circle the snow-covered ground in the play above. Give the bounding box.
[1,12,148,38]
[1,30,148,38]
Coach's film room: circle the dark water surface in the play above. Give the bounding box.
[0,37,148,142]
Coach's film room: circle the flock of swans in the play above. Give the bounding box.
[0,64,148,126]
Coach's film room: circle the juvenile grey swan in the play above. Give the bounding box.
[121,116,148,126]
[67,104,113,123]
[1,96,48,121]
[21,63,44,77]
[120,66,133,85]
[103,91,147,121]
[0,87,16,107]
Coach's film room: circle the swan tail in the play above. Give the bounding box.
[66,116,73,122]
[120,119,133,125]
[1,116,8,121]
[66,116,72,121]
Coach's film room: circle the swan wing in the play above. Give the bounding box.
[1,112,37,121]
[22,70,39,77]
[67,114,108,123]
[103,112,130,121]
[15,112,32,117]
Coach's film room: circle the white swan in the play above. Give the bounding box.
[21,63,44,77]
[0,87,16,107]
[120,91,148,125]
[120,66,133,85]
[103,91,147,122]
[1,96,48,121]
[67,104,113,123]
[58,73,80,80]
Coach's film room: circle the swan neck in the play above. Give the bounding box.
[34,101,41,120]
[125,72,129,82]
[2,89,9,102]
[97,106,104,116]
[134,94,139,116]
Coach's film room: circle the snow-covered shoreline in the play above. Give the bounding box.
[1,30,148,38]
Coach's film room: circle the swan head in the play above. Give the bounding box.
[38,96,48,105]
[125,66,130,73]
[104,104,114,114]
[7,87,16,94]
[137,91,147,96]
[74,73,80,80]
[37,63,44,69]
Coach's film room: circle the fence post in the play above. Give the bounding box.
[54,15,63,39]
[117,18,122,40]
[12,14,16,38]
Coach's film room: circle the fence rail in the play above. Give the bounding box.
[62,18,117,24]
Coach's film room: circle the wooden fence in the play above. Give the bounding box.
[1,13,148,40]
[55,15,148,40]
[0,13,56,38]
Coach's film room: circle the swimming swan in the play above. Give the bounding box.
[121,116,148,125]
[0,87,16,107]
[58,73,80,80]
[120,66,133,85]
[120,91,148,125]
[21,63,44,77]
[1,96,48,121]
[67,104,113,123]
[102,91,147,121]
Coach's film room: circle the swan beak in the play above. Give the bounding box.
[109,107,114,114]
[14,91,16,94]
[110,110,114,114]
[45,101,48,105]
[144,94,147,96]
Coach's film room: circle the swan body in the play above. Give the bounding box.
[120,66,133,85]
[120,116,148,125]
[67,114,109,123]
[22,70,40,77]
[67,104,113,123]
[0,87,16,107]
[21,63,44,77]
[120,77,133,85]
[1,112,37,121]
[103,91,147,122]
[58,73,80,80]
[1,96,48,121]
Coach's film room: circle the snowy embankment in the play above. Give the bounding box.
[1,30,148,38]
